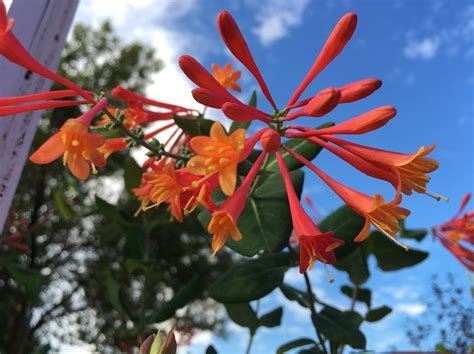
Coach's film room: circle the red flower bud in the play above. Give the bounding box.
[260,129,281,153]
[305,88,341,117]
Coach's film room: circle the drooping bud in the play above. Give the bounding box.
[304,88,341,117]
[260,129,281,153]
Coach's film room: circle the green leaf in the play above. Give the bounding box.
[95,196,136,227]
[311,307,366,349]
[124,156,143,194]
[237,149,262,176]
[2,263,47,300]
[399,220,428,242]
[105,275,128,317]
[148,276,201,323]
[333,246,370,286]
[199,170,304,256]
[365,306,392,322]
[229,90,256,133]
[205,345,218,354]
[264,122,334,172]
[208,253,293,303]
[276,338,316,354]
[340,286,371,308]
[53,190,75,219]
[259,307,283,328]
[368,231,429,271]
[225,303,259,330]
[174,116,214,137]
[318,205,366,258]
[90,126,125,139]
[434,343,453,352]
[279,283,310,308]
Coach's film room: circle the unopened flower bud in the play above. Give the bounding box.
[260,129,281,153]
[305,88,341,117]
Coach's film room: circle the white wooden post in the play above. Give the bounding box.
[0,0,78,231]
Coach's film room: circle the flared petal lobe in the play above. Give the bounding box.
[187,122,246,196]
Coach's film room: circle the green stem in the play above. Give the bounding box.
[103,108,188,161]
[287,244,328,354]
[245,300,260,354]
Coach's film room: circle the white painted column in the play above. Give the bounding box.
[0,0,79,231]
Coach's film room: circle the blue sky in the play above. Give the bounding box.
[7,0,473,352]
[78,0,473,352]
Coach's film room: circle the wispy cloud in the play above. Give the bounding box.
[404,37,441,59]
[249,0,310,46]
[403,3,474,60]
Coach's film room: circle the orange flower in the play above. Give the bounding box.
[212,63,242,92]
[327,137,442,199]
[29,98,108,180]
[284,146,410,246]
[208,211,243,255]
[208,151,266,255]
[134,165,216,222]
[187,122,246,196]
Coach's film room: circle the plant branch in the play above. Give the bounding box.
[103,108,187,161]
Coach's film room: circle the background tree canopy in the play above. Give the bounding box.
[0,21,232,354]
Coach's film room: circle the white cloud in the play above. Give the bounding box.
[396,302,427,316]
[403,4,474,60]
[250,0,310,46]
[403,37,441,59]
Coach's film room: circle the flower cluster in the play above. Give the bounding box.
[433,193,473,271]
[178,11,444,271]
[0,1,445,274]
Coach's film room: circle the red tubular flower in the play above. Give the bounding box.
[208,151,266,255]
[283,88,341,121]
[29,98,108,180]
[338,78,382,103]
[287,13,358,107]
[276,152,343,273]
[222,102,273,123]
[284,147,410,246]
[0,2,94,102]
[287,106,397,136]
[287,78,382,110]
[325,136,443,198]
[433,193,474,270]
[0,90,87,117]
[303,135,401,194]
[260,129,281,154]
[217,11,277,109]
[111,86,193,114]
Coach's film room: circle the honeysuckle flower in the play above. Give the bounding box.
[187,122,246,196]
[111,86,196,118]
[0,90,87,117]
[208,151,266,255]
[284,147,410,246]
[325,136,443,199]
[96,105,146,129]
[0,1,94,102]
[212,63,241,92]
[29,98,108,180]
[178,10,441,251]
[276,152,343,273]
[133,164,217,222]
[433,193,474,270]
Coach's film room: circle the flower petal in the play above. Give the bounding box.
[29,132,65,164]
